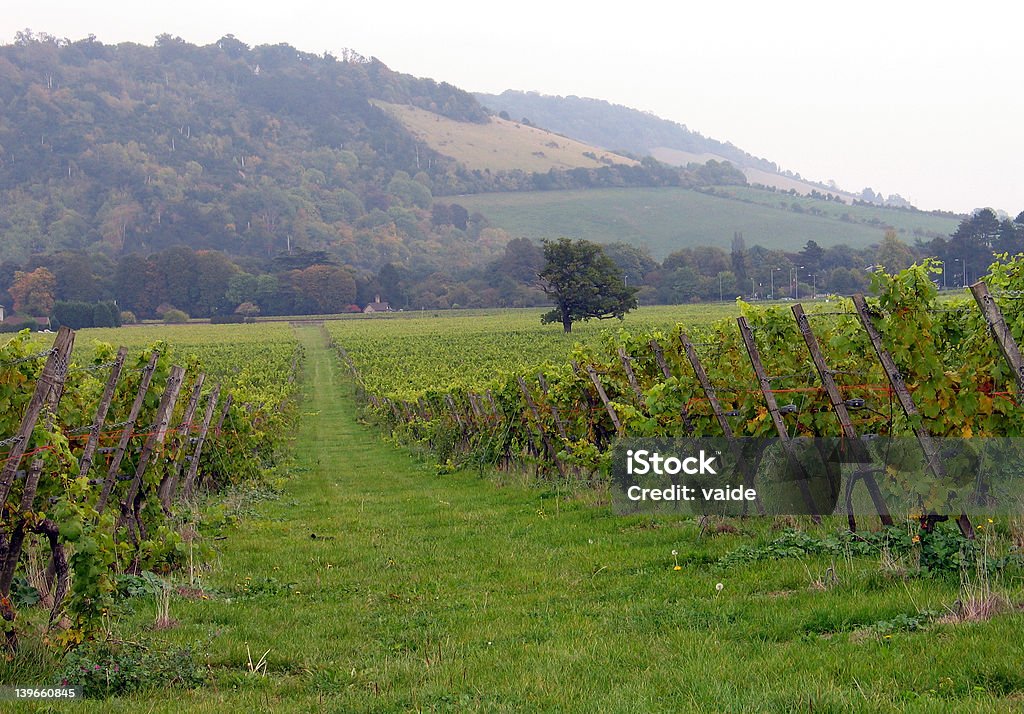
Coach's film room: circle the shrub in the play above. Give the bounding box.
[120,311,137,324]
[210,313,245,324]
[93,301,121,327]
[163,309,189,324]
[52,301,94,329]
[0,318,39,333]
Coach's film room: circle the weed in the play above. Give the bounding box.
[58,638,206,697]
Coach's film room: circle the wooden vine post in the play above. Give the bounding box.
[678,333,765,516]
[617,347,647,409]
[97,351,160,513]
[517,376,566,476]
[791,304,893,529]
[679,333,734,437]
[157,373,205,512]
[0,326,75,509]
[852,294,973,538]
[78,346,129,478]
[121,365,186,542]
[0,327,74,650]
[485,390,500,421]
[181,385,221,501]
[214,394,234,434]
[0,459,45,594]
[537,373,568,440]
[737,317,822,522]
[444,394,465,431]
[467,393,483,423]
[583,365,623,436]
[970,281,1024,393]
[649,339,694,433]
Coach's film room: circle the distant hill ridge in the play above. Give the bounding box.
[475,90,779,172]
[0,32,735,266]
[473,90,877,201]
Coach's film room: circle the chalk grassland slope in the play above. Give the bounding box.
[324,304,740,398]
[475,90,778,173]
[651,148,861,200]
[456,187,961,260]
[372,101,639,173]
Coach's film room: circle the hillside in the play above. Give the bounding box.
[0,34,732,270]
[0,33,495,267]
[373,100,637,172]
[475,91,776,171]
[456,186,961,260]
[475,91,867,198]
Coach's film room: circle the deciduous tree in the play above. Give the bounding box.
[538,238,638,333]
[9,267,56,316]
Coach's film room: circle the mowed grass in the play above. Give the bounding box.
[45,326,1024,712]
[456,187,961,260]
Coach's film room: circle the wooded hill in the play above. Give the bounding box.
[0,32,720,269]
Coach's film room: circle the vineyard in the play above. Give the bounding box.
[0,324,301,653]
[321,303,740,397]
[331,257,1024,533]
[3,265,1024,708]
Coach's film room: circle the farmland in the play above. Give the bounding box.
[456,186,961,259]
[323,303,740,397]
[4,263,1024,710]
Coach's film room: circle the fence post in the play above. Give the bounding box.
[444,394,465,432]
[0,326,75,508]
[0,459,45,594]
[97,351,160,514]
[852,294,973,538]
[617,347,647,408]
[737,317,822,522]
[517,376,566,477]
[970,281,1024,393]
[537,373,568,440]
[181,385,221,501]
[121,365,186,542]
[650,339,694,433]
[679,333,766,515]
[215,394,234,434]
[583,365,623,436]
[791,304,893,528]
[78,346,129,478]
[158,373,205,512]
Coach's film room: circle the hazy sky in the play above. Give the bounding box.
[5,1,1022,214]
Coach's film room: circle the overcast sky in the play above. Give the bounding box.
[4,1,1022,214]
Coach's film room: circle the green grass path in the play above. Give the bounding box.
[100,327,1022,712]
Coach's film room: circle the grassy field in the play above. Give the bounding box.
[456,186,961,260]
[719,186,961,239]
[8,325,1019,711]
[373,101,637,173]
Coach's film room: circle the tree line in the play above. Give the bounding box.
[2,208,1020,324]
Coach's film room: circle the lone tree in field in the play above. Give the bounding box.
[538,238,638,333]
